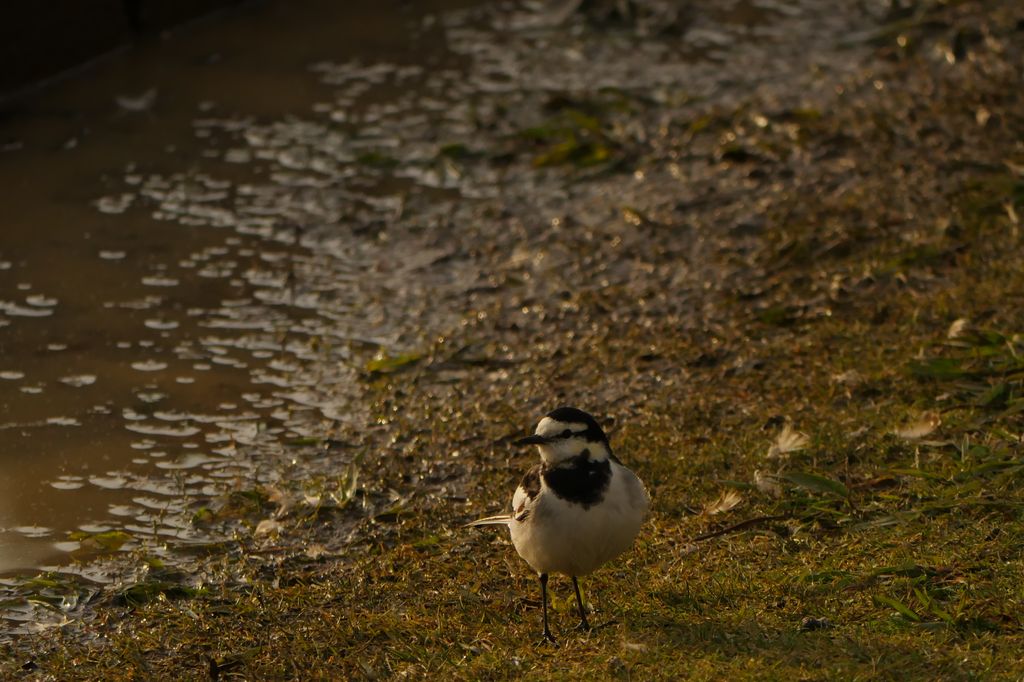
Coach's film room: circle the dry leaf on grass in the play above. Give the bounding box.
[754,469,782,497]
[832,369,865,387]
[767,423,810,460]
[701,489,743,516]
[947,318,970,339]
[893,412,941,441]
[254,519,283,537]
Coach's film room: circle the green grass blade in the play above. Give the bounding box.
[782,471,849,498]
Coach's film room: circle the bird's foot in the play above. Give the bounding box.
[574,617,592,632]
[539,629,558,646]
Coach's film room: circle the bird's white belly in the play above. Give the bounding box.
[509,466,647,576]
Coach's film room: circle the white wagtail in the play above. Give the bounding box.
[468,406,650,642]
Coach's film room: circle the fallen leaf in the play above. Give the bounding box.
[754,469,782,496]
[947,318,970,339]
[254,519,282,537]
[893,412,940,440]
[832,369,864,386]
[702,489,743,516]
[265,486,295,517]
[366,351,423,375]
[767,423,810,460]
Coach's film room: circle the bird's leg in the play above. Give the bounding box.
[539,573,556,644]
[572,576,591,631]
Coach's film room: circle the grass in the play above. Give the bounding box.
[3,0,1024,679]
[7,285,1023,679]
[517,93,634,170]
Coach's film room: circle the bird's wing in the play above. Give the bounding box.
[509,464,542,523]
[467,464,543,527]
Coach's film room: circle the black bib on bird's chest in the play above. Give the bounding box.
[542,449,611,508]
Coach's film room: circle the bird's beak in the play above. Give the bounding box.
[514,434,551,446]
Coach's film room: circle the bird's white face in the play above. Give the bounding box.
[530,417,610,465]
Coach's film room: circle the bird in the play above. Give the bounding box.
[467,406,649,642]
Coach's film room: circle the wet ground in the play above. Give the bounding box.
[4,0,1006,640]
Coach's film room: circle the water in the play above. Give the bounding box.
[0,0,480,576]
[0,0,876,633]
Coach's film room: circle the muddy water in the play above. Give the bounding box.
[0,0,875,633]
[0,0,481,576]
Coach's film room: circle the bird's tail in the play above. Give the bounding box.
[464,514,513,528]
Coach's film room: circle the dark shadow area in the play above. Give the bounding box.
[0,0,250,98]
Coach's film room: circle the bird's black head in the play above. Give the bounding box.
[544,407,608,443]
[515,406,612,463]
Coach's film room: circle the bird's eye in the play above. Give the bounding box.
[561,429,572,438]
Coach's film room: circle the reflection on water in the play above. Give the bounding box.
[0,0,483,581]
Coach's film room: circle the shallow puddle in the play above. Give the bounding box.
[0,0,480,582]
